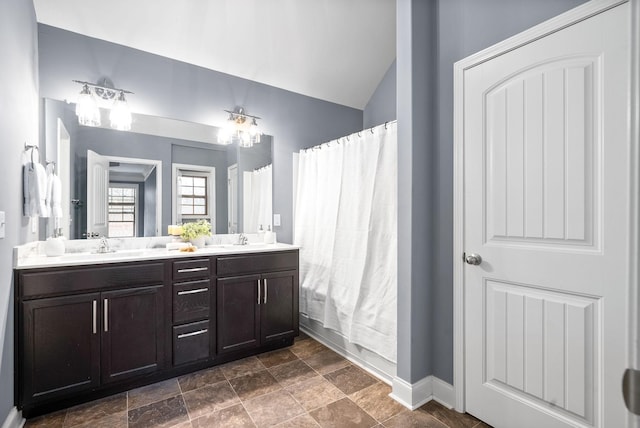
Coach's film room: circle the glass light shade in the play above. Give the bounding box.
[76,85,101,127]
[109,92,132,131]
[217,127,231,144]
[238,131,253,148]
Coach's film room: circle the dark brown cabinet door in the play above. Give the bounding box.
[260,270,299,344]
[101,285,165,383]
[22,293,100,402]
[217,274,260,354]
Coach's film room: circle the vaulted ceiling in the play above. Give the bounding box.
[33,0,396,110]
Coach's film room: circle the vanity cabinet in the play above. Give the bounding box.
[15,248,299,417]
[216,251,299,355]
[16,262,166,410]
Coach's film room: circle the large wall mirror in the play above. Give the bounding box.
[42,98,273,240]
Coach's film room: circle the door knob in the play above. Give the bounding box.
[464,253,482,265]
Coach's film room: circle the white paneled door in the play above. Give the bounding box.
[86,149,109,238]
[462,2,630,427]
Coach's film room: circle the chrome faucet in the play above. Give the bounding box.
[96,236,112,253]
[237,233,248,245]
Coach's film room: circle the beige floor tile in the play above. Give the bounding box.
[349,382,404,422]
[244,390,305,427]
[177,367,226,393]
[324,365,377,395]
[289,338,328,359]
[418,400,480,428]
[128,379,182,410]
[182,380,240,419]
[269,359,318,387]
[257,349,299,368]
[286,376,345,411]
[309,397,377,428]
[275,413,320,427]
[191,403,256,427]
[127,395,189,428]
[221,356,267,380]
[64,393,127,427]
[382,409,448,428]
[24,410,66,428]
[229,370,282,400]
[303,348,351,375]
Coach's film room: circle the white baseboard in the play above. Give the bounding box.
[389,375,455,410]
[1,407,24,428]
[432,377,456,409]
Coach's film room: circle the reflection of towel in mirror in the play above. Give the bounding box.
[23,162,48,217]
[47,172,63,219]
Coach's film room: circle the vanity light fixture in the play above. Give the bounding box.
[73,80,134,131]
[217,108,262,148]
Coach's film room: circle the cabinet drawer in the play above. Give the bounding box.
[20,263,165,298]
[217,251,298,277]
[173,280,210,324]
[173,259,211,281]
[173,320,209,366]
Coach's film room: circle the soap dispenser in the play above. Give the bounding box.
[264,225,276,244]
[257,224,265,242]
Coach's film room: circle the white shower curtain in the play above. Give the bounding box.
[244,164,272,232]
[294,122,397,362]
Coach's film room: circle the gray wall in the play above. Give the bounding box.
[363,60,397,129]
[396,0,438,385]
[0,0,39,423]
[38,24,364,244]
[395,0,591,385]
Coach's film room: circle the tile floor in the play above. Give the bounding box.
[25,333,491,428]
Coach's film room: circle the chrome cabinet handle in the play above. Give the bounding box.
[103,299,108,332]
[264,279,268,304]
[92,300,97,334]
[177,329,208,339]
[257,279,261,305]
[177,267,208,273]
[177,288,208,296]
[464,253,482,266]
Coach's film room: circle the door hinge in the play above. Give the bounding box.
[623,368,640,415]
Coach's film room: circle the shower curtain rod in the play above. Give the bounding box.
[305,120,397,152]
[253,163,271,173]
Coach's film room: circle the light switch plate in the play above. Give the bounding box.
[273,214,281,227]
[0,211,4,238]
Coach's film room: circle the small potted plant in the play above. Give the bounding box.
[180,219,211,248]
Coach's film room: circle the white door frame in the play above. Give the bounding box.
[452,0,638,415]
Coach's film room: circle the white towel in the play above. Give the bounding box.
[47,173,63,219]
[36,163,48,217]
[23,163,38,217]
[23,162,48,218]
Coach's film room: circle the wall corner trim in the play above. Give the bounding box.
[1,407,24,428]
[390,375,455,410]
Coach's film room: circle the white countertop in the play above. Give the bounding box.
[14,242,299,270]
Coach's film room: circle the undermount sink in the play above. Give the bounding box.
[208,243,271,250]
[61,249,150,261]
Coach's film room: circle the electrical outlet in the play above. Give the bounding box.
[0,211,5,239]
[273,214,281,227]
